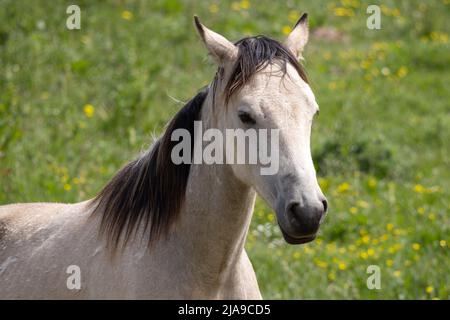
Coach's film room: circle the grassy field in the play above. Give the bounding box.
[0,0,449,299]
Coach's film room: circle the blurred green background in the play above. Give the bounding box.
[0,0,449,299]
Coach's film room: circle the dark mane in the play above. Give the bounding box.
[91,36,308,249]
[222,36,308,104]
[90,89,207,249]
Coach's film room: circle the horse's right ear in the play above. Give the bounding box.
[284,13,309,59]
[194,16,238,64]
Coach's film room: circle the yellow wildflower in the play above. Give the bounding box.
[360,60,371,69]
[430,31,449,43]
[361,235,370,244]
[391,8,401,17]
[73,176,86,185]
[288,10,300,23]
[397,66,408,78]
[83,104,94,118]
[209,4,219,14]
[333,7,354,17]
[338,262,347,270]
[314,259,328,269]
[304,246,314,254]
[337,182,350,193]
[121,10,133,20]
[282,26,291,35]
[414,184,426,193]
[240,0,250,10]
[412,243,421,251]
[439,240,447,247]
[367,178,377,189]
[415,185,441,194]
[425,286,434,294]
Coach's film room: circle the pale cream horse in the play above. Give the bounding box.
[0,14,327,299]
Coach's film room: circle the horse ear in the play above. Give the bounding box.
[194,16,238,64]
[284,13,309,59]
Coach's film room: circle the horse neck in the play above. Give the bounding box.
[173,92,257,281]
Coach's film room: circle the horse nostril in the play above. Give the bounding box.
[285,201,322,236]
[287,202,301,218]
[322,199,328,213]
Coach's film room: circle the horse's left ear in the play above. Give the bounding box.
[284,13,309,59]
[194,16,238,64]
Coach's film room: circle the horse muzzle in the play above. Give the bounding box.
[277,197,328,245]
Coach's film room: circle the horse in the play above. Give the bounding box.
[0,14,327,299]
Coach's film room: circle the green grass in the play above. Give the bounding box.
[0,0,449,299]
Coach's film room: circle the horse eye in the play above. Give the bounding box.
[238,111,256,125]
